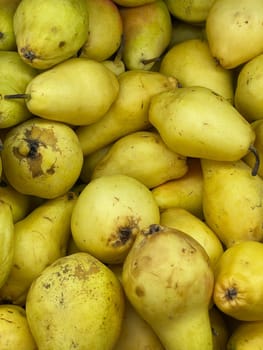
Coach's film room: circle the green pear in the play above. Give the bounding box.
[80,0,123,62]
[206,0,263,69]
[160,39,234,103]
[119,0,172,70]
[19,57,119,126]
[0,0,21,51]
[0,51,38,128]
[201,158,263,248]
[164,0,215,24]
[149,86,255,161]
[76,70,178,156]
[13,0,89,69]
[0,191,78,306]
[91,130,188,188]
[234,53,263,122]
[122,224,214,350]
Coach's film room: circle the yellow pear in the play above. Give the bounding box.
[0,0,21,51]
[0,304,37,350]
[160,207,224,270]
[122,224,214,350]
[13,0,89,69]
[213,241,263,321]
[1,118,83,199]
[201,158,263,248]
[80,0,123,62]
[119,0,172,70]
[91,130,188,188]
[209,307,229,350]
[0,51,38,128]
[71,174,160,264]
[0,191,77,306]
[149,86,255,161]
[21,57,119,126]
[234,53,263,122]
[151,158,204,218]
[76,70,178,156]
[227,320,263,349]
[206,0,263,69]
[160,39,234,103]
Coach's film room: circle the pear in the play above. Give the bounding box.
[160,207,224,270]
[227,320,263,349]
[13,0,89,69]
[102,58,126,76]
[80,0,123,62]
[0,191,77,306]
[19,57,119,126]
[1,118,83,199]
[122,224,214,350]
[91,130,188,188]
[0,51,38,128]
[213,241,263,321]
[206,0,263,69]
[168,19,206,48]
[201,158,263,248]
[149,86,255,161]
[26,252,125,350]
[0,0,21,51]
[71,174,160,264]
[119,0,172,70]
[151,158,204,218]
[113,0,156,6]
[76,70,178,156]
[160,39,234,103]
[209,307,229,350]
[0,304,37,350]
[234,53,263,122]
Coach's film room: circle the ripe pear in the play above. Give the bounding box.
[91,130,188,188]
[201,158,263,248]
[0,0,21,51]
[151,158,204,218]
[26,252,125,350]
[227,320,263,349]
[160,39,234,103]
[21,57,119,126]
[13,0,89,69]
[119,0,172,70]
[71,174,160,264]
[234,53,263,122]
[160,207,224,270]
[122,224,214,350]
[149,86,255,161]
[0,51,38,128]
[80,0,123,62]
[213,241,263,321]
[1,118,83,199]
[0,191,77,305]
[76,70,178,156]
[0,304,37,350]
[206,0,263,69]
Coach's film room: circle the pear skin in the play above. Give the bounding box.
[76,70,178,156]
[209,307,229,350]
[0,1,21,51]
[227,320,263,349]
[165,0,214,23]
[122,224,214,350]
[149,86,255,161]
[119,0,172,70]
[113,0,156,6]
[201,158,263,248]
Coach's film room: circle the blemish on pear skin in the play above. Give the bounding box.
[135,285,145,297]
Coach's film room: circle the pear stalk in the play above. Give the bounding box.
[4,93,30,100]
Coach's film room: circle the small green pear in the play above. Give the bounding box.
[14,0,89,69]
[119,0,172,70]
[91,130,188,188]
[149,86,255,161]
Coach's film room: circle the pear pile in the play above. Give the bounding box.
[1,0,263,349]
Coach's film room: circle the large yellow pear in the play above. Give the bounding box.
[213,241,263,321]
[206,0,263,69]
[1,118,83,199]
[91,130,188,188]
[26,252,125,350]
[122,224,214,350]
[13,0,89,69]
[201,158,263,248]
[71,174,160,264]
[24,57,119,126]
[149,86,255,161]
[227,320,263,349]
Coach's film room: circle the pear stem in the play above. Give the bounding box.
[3,93,30,100]
[249,145,260,176]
